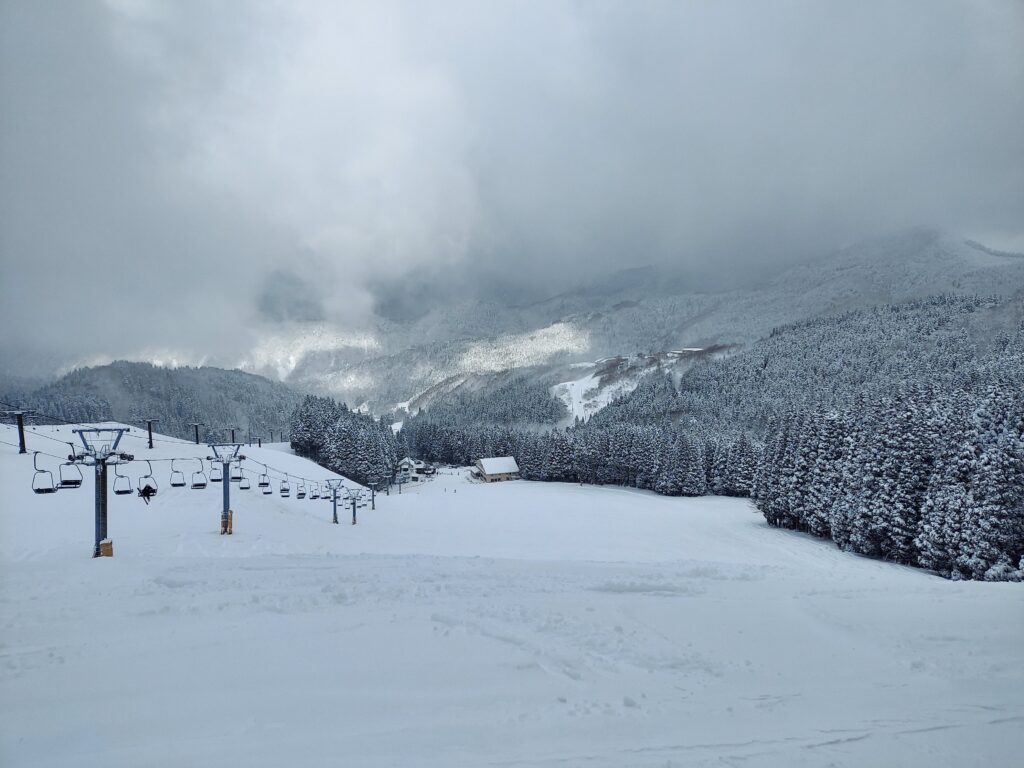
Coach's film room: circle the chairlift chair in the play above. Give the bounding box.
[296,481,306,500]
[210,461,223,483]
[280,475,291,498]
[238,467,251,491]
[31,452,58,495]
[310,482,320,500]
[169,459,186,488]
[191,458,208,490]
[113,463,133,496]
[258,465,270,489]
[230,464,243,483]
[58,442,83,489]
[137,460,158,496]
[58,461,83,490]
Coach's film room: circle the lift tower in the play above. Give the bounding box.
[208,443,244,534]
[73,428,132,557]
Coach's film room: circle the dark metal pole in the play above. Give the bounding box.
[16,412,27,454]
[258,437,262,448]
[93,461,108,557]
[230,428,236,443]
[352,498,357,526]
[191,423,202,444]
[221,461,231,534]
[371,485,376,510]
[146,419,157,449]
[332,489,339,525]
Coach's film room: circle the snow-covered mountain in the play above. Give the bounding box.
[259,229,1024,411]
[19,229,1023,416]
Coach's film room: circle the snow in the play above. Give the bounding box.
[476,456,519,475]
[458,322,591,373]
[241,323,381,380]
[551,368,644,421]
[261,441,296,454]
[1,425,1022,767]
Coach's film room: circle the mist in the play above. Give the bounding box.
[2,0,1022,372]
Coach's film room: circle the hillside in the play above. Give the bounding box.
[5,362,302,442]
[262,230,1024,410]
[400,295,1024,580]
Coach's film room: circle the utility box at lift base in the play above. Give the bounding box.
[98,539,113,557]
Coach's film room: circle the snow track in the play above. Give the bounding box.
[1,428,1021,767]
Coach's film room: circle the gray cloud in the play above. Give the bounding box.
[257,269,326,323]
[2,0,1022,372]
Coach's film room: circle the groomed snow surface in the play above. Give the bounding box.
[1,424,1022,767]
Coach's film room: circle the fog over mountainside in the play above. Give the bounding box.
[3,0,1023,381]
[253,229,1024,410]
[7,229,1022,424]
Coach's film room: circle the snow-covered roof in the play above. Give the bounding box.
[477,456,519,475]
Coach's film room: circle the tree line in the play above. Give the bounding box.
[401,296,1024,580]
[289,395,402,488]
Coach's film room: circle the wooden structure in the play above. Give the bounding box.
[474,457,520,483]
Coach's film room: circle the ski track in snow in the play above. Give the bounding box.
[1,425,1022,767]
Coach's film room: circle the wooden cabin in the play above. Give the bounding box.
[474,456,520,482]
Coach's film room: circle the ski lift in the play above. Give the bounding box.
[191,458,208,490]
[230,464,243,483]
[113,463,133,496]
[58,461,83,489]
[238,467,251,491]
[258,464,270,489]
[58,442,83,489]
[296,480,306,500]
[137,460,158,496]
[310,482,320,500]
[280,474,291,498]
[169,459,186,488]
[210,460,223,483]
[31,452,57,495]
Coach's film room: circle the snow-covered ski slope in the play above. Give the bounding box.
[0,423,365,562]
[1,425,1022,767]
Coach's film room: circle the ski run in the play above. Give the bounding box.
[1,423,1021,767]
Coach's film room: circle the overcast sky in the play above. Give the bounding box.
[2,0,1022,371]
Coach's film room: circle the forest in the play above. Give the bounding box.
[3,361,300,442]
[289,395,402,488]
[398,296,1024,580]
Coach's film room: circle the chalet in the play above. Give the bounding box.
[474,456,520,483]
[397,457,435,483]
